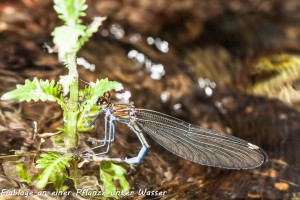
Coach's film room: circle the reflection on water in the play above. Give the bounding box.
[115,91,131,103]
[146,36,169,53]
[129,33,141,43]
[77,57,96,72]
[100,29,109,37]
[197,77,216,97]
[109,23,125,39]
[160,91,170,103]
[127,49,165,80]
[173,103,182,111]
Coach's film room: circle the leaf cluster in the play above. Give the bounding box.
[0,0,130,197]
[100,162,130,198]
[1,78,61,102]
[52,0,105,61]
[1,77,126,193]
[77,78,123,131]
[35,152,73,190]
[1,78,122,131]
[54,0,87,25]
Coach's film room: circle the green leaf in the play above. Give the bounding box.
[53,174,69,191]
[100,162,130,198]
[51,130,66,148]
[52,25,86,61]
[77,16,106,50]
[81,78,122,112]
[92,79,123,102]
[52,1,105,60]
[54,0,87,24]
[78,78,122,129]
[1,77,65,105]
[3,161,33,184]
[35,152,72,189]
[16,163,33,184]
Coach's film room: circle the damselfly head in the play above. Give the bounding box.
[103,92,111,99]
[97,92,111,108]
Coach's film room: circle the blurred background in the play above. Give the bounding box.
[0,0,300,199]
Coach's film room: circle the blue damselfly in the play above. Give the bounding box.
[81,92,268,169]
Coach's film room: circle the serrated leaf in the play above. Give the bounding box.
[54,0,87,24]
[78,78,122,129]
[52,25,86,61]
[77,16,106,50]
[100,162,129,198]
[17,163,32,184]
[1,77,61,100]
[53,1,104,59]
[35,152,72,189]
[83,78,122,110]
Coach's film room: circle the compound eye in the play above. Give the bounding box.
[101,99,108,105]
[103,92,111,99]
[97,98,108,106]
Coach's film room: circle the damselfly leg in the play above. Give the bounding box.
[81,113,115,156]
[81,105,150,164]
[86,114,115,146]
[91,116,114,156]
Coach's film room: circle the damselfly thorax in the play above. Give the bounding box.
[81,92,268,169]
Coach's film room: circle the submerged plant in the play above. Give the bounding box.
[1,0,129,198]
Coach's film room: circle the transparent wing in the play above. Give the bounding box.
[135,109,268,169]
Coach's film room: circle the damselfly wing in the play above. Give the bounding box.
[134,109,268,169]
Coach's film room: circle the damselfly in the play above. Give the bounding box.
[81,92,268,169]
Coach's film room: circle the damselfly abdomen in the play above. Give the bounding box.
[82,92,268,169]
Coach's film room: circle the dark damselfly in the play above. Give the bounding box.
[81,92,268,169]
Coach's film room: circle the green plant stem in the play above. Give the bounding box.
[65,52,79,148]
